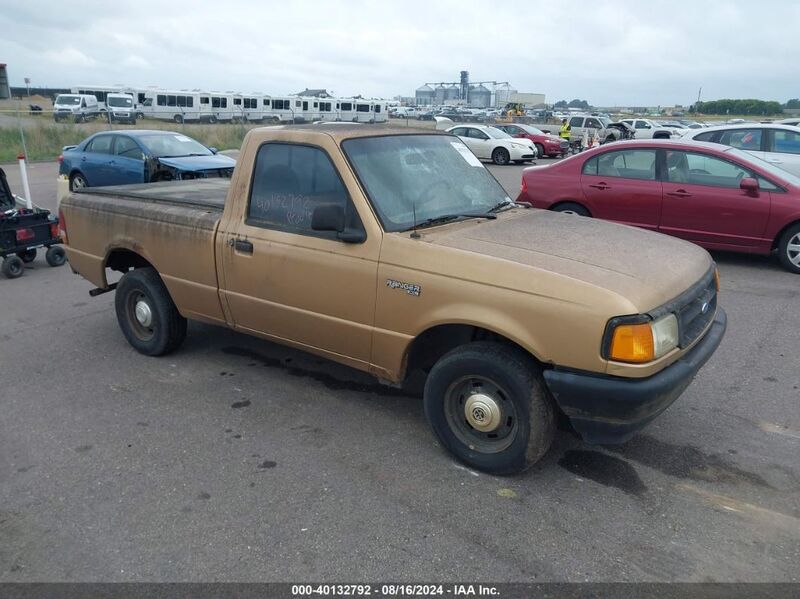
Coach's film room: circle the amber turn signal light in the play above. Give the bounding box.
[609,323,655,363]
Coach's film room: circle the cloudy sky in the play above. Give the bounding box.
[1,0,796,106]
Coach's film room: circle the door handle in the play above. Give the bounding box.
[589,183,610,190]
[667,190,692,198]
[233,239,253,254]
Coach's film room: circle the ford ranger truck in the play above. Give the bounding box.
[59,125,726,475]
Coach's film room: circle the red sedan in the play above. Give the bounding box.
[517,139,800,273]
[493,123,570,158]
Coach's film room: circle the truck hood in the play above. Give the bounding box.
[156,154,236,172]
[425,208,712,312]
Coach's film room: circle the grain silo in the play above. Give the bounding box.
[468,84,491,108]
[415,84,434,106]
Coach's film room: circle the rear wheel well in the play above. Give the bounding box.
[404,324,537,383]
[105,248,153,274]
[772,220,800,250]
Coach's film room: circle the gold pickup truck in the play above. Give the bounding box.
[60,125,726,475]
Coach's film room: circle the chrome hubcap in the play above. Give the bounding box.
[134,300,153,327]
[464,393,502,432]
[788,233,800,266]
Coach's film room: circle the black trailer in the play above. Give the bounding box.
[0,167,66,278]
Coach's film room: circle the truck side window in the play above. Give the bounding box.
[247,143,361,238]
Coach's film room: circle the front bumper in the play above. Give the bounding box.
[543,308,727,444]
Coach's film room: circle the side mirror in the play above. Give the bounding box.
[739,177,759,194]
[311,204,366,243]
[312,204,345,232]
[208,147,218,154]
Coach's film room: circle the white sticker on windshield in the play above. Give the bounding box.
[451,141,484,168]
[175,135,193,142]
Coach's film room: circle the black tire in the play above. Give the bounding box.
[45,246,66,267]
[491,147,510,166]
[534,143,545,158]
[208,116,217,124]
[17,249,37,263]
[423,342,555,475]
[174,114,184,124]
[552,202,590,217]
[2,255,25,279]
[115,267,187,356]
[69,172,88,191]
[777,222,800,274]
[136,112,144,120]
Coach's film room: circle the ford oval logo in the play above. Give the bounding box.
[701,302,710,314]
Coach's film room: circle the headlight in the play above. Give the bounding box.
[607,313,679,363]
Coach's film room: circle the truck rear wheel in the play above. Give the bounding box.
[115,267,187,356]
[423,342,555,475]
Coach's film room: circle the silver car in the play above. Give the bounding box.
[683,123,800,176]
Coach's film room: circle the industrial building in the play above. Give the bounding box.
[414,71,521,108]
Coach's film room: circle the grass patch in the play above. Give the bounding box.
[0,118,261,163]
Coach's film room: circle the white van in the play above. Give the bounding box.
[53,94,100,122]
[106,92,136,124]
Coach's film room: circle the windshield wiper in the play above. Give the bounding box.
[407,212,496,232]
[485,199,515,214]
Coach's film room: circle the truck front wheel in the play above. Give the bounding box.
[423,342,555,475]
[115,267,187,356]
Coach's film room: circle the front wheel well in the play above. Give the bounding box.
[404,324,538,382]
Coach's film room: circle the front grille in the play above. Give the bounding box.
[676,276,717,348]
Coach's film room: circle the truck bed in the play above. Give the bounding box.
[78,179,229,211]
[63,179,228,324]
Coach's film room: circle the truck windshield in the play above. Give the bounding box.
[138,134,212,158]
[55,95,81,105]
[108,96,133,107]
[343,134,512,232]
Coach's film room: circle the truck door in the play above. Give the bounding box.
[218,142,380,367]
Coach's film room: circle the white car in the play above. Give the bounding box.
[776,117,800,127]
[619,118,682,139]
[683,123,800,177]
[446,124,537,165]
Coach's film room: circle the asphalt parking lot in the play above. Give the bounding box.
[1,159,798,582]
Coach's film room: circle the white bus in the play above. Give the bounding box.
[139,89,203,123]
[262,96,296,123]
[233,94,263,122]
[334,99,387,123]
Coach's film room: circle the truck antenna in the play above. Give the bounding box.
[410,195,421,238]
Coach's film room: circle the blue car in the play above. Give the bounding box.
[59,130,237,191]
